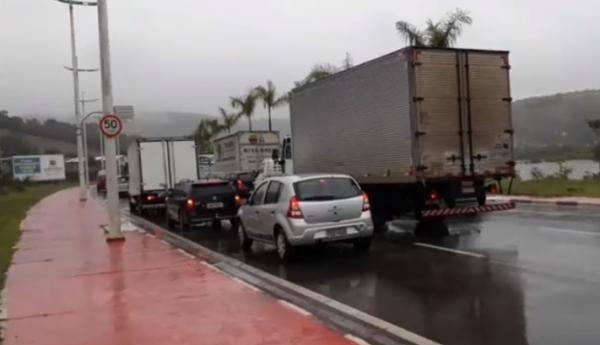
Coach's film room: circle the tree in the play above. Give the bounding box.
[230,91,258,132]
[219,107,240,134]
[589,119,600,171]
[255,80,288,132]
[395,8,472,47]
[194,118,222,154]
[294,63,339,87]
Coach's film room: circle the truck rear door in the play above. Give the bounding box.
[412,49,513,178]
[413,49,464,178]
[465,52,513,176]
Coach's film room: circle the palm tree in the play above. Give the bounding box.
[395,8,472,48]
[219,107,240,134]
[294,63,339,87]
[194,118,223,153]
[255,80,288,132]
[230,91,258,132]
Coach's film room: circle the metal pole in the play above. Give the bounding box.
[81,95,91,186]
[69,4,87,201]
[98,0,123,240]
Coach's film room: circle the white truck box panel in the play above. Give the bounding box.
[140,141,168,191]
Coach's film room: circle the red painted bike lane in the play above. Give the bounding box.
[3,188,354,345]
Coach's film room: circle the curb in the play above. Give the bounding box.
[489,196,600,208]
[124,212,439,345]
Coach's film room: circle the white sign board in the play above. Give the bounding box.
[12,155,66,181]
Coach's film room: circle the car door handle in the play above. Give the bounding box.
[255,211,260,214]
[269,211,276,215]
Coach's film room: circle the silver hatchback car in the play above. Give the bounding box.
[237,174,374,260]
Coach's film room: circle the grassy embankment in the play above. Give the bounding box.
[0,183,70,289]
[506,178,600,198]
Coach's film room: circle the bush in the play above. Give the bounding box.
[554,161,573,180]
[530,167,545,180]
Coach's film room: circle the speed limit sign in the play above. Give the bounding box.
[99,114,123,138]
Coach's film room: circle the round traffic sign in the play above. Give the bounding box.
[99,114,123,138]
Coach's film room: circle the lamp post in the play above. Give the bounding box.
[53,0,98,201]
[80,92,99,186]
[97,0,123,241]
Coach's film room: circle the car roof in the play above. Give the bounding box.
[192,179,229,185]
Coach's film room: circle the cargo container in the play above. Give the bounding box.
[127,137,198,215]
[212,131,280,174]
[287,47,515,226]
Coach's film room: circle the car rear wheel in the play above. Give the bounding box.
[353,237,372,254]
[178,210,189,232]
[276,231,294,261]
[212,220,222,230]
[238,220,253,252]
[166,210,174,229]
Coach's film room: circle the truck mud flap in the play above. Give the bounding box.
[421,202,515,218]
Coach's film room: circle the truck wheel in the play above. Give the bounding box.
[238,220,253,252]
[477,192,487,206]
[129,201,137,215]
[353,237,372,254]
[275,230,294,262]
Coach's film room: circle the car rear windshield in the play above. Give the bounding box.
[237,173,255,190]
[192,183,234,199]
[293,177,361,201]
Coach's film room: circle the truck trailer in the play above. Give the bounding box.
[127,137,199,215]
[287,47,515,226]
[212,131,280,174]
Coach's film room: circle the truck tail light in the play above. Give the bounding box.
[362,192,370,212]
[237,179,245,190]
[146,194,156,202]
[235,195,241,207]
[186,198,195,210]
[287,196,303,219]
[430,191,439,201]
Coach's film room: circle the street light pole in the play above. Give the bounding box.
[67,3,87,201]
[80,92,99,186]
[97,0,123,241]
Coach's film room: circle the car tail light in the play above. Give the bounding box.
[235,195,241,207]
[237,179,245,190]
[430,191,439,201]
[287,196,303,219]
[186,198,195,210]
[362,192,370,212]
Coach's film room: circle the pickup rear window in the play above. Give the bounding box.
[294,178,361,201]
[192,184,234,199]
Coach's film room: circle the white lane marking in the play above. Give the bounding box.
[344,334,371,345]
[232,277,261,293]
[539,226,600,237]
[414,242,485,259]
[176,248,196,259]
[277,299,312,316]
[200,261,227,275]
[160,240,171,247]
[145,233,156,238]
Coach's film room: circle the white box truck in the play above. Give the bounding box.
[127,137,198,215]
[212,131,280,174]
[287,47,515,226]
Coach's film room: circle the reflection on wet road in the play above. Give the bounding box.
[144,203,600,345]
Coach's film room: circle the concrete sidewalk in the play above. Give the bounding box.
[490,194,600,207]
[2,188,354,345]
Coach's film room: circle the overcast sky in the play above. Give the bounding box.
[1,0,599,122]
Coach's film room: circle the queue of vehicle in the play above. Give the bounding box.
[122,46,517,261]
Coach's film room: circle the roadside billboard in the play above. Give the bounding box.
[12,155,66,181]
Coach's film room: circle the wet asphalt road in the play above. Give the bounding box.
[142,204,600,345]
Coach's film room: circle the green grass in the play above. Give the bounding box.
[507,178,600,198]
[0,184,70,289]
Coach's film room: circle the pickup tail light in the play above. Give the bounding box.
[186,198,195,210]
[287,196,303,219]
[362,192,370,212]
[235,195,241,207]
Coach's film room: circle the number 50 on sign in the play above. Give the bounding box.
[99,114,123,138]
